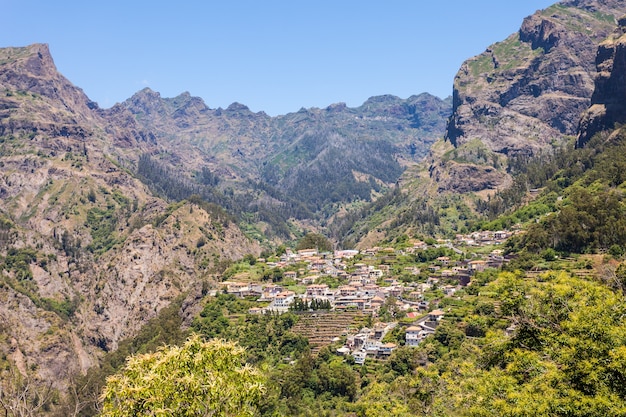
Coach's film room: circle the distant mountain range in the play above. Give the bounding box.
[0,41,450,395]
[122,88,451,239]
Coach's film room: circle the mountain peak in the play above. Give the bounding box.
[0,43,58,82]
[325,102,347,113]
[0,43,54,75]
[226,102,250,112]
[362,94,402,107]
[0,43,99,123]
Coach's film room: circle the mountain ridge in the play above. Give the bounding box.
[0,42,452,397]
[122,85,451,238]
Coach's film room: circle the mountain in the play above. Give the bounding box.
[5,1,626,414]
[123,89,451,238]
[334,0,626,247]
[0,44,259,392]
[504,14,626,256]
[439,0,626,193]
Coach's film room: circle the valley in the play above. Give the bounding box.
[3,0,626,416]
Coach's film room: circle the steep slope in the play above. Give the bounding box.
[577,15,626,146]
[440,0,625,192]
[502,16,626,255]
[0,44,259,394]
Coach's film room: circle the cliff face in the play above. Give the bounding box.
[577,16,626,146]
[0,44,259,391]
[441,0,626,192]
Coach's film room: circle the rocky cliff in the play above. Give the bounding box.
[0,44,259,394]
[441,0,626,192]
[577,15,626,146]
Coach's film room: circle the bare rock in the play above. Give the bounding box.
[577,16,626,146]
[444,0,625,192]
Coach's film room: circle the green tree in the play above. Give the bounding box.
[616,263,626,291]
[101,335,266,417]
[295,233,333,252]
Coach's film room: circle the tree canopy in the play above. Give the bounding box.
[295,233,333,252]
[100,335,266,417]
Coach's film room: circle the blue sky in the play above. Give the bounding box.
[4,1,555,115]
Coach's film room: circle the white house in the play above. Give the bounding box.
[269,290,295,311]
[405,325,428,347]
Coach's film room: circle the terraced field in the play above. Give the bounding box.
[291,311,368,354]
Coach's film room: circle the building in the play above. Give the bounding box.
[378,342,397,357]
[269,290,295,311]
[468,260,487,273]
[428,309,445,323]
[353,350,367,365]
[283,271,297,280]
[404,326,423,346]
[306,284,330,298]
[338,285,357,297]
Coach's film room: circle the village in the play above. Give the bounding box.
[218,230,514,364]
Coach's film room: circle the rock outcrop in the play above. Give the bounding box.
[577,15,626,146]
[442,0,626,192]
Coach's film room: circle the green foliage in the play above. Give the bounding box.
[386,346,422,376]
[442,138,497,166]
[342,269,626,416]
[488,130,626,256]
[415,247,454,263]
[275,351,359,408]
[242,253,257,265]
[0,215,15,247]
[187,194,235,225]
[192,294,307,364]
[262,133,403,214]
[295,233,333,252]
[85,207,118,253]
[40,296,80,320]
[515,186,626,253]
[614,263,626,294]
[0,247,83,323]
[101,335,266,417]
[290,297,332,311]
[315,274,344,289]
[138,154,299,239]
[2,246,37,280]
[59,229,81,259]
[609,244,624,258]
[87,188,97,203]
[84,190,133,255]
